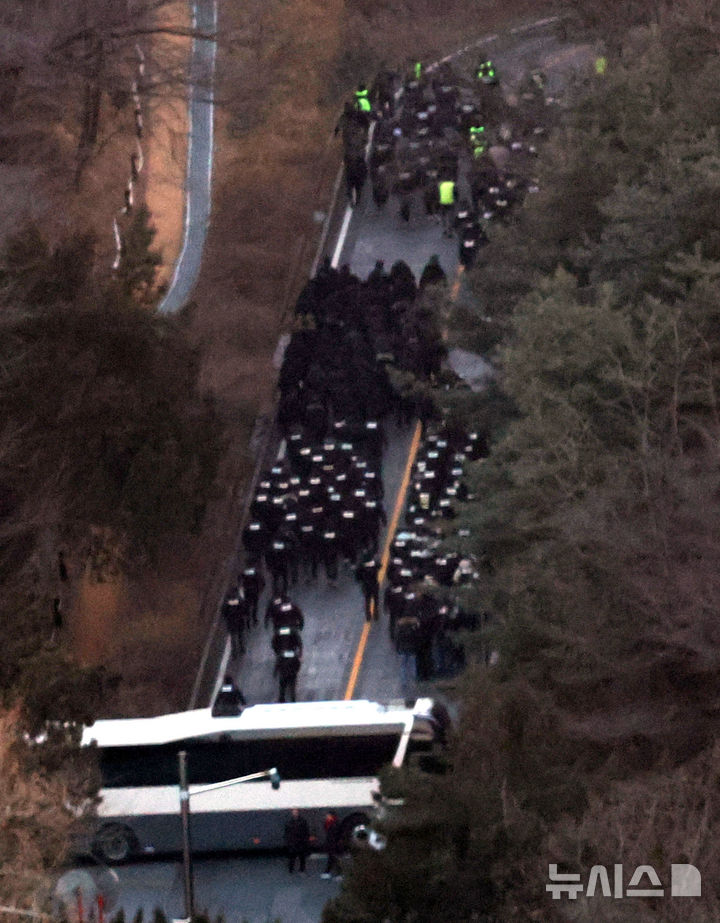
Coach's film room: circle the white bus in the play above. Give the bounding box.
[79,698,439,863]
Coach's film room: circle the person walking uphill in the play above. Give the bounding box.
[284,808,311,873]
[240,565,265,627]
[345,153,367,207]
[438,177,456,236]
[355,556,380,621]
[354,82,372,114]
[276,651,301,703]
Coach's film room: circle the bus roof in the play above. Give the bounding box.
[82,699,431,749]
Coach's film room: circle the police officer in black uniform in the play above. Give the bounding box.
[265,595,304,631]
[222,587,246,658]
[385,582,405,640]
[276,651,301,703]
[242,520,270,562]
[272,625,303,659]
[266,536,290,595]
[355,556,381,621]
[321,526,340,585]
[240,565,265,627]
[212,674,247,716]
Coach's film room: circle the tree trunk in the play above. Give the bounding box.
[74,32,103,187]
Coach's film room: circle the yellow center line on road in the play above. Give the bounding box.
[344,260,466,700]
[344,419,423,700]
[379,420,423,583]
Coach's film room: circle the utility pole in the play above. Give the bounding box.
[178,750,194,919]
[177,756,280,920]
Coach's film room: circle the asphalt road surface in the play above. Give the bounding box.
[106,853,341,921]
[158,0,217,314]
[94,19,596,920]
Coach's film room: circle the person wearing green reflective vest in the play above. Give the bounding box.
[469,124,487,157]
[476,60,498,85]
[355,83,372,113]
[595,55,607,76]
[438,178,456,236]
[414,60,423,80]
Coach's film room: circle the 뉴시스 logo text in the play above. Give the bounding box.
[546,863,701,900]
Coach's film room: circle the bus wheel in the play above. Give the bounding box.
[93,823,137,864]
[339,812,370,851]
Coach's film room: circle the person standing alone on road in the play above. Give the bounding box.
[284,808,311,873]
[321,810,342,879]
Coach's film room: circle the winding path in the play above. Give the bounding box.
[158,0,218,314]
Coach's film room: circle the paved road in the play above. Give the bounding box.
[108,853,340,921]
[158,0,217,314]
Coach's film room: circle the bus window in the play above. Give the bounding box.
[97,732,405,788]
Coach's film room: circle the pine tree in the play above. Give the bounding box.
[113,205,163,307]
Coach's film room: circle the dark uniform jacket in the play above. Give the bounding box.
[284,815,311,852]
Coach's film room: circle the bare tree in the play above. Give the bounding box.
[0,0,212,184]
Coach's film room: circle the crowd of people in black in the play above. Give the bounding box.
[216,245,459,704]
[213,50,554,710]
[216,250,443,703]
[385,425,489,697]
[337,54,551,269]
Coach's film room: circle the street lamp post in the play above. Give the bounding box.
[178,751,194,918]
[177,752,281,920]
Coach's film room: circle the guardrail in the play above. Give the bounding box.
[112,45,146,271]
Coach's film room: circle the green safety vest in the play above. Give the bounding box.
[414,61,422,80]
[595,56,607,76]
[439,181,455,206]
[355,89,371,112]
[469,125,485,137]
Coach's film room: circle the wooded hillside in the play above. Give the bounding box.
[325,4,720,920]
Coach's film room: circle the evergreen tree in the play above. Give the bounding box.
[113,205,163,307]
[331,11,720,919]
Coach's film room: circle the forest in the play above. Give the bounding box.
[324,2,720,921]
[2,0,720,917]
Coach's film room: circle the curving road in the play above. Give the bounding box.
[158,0,217,314]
